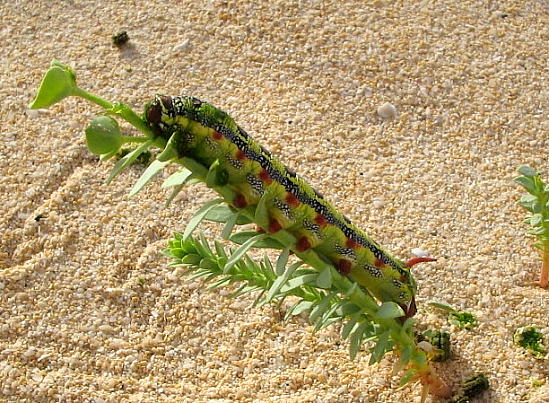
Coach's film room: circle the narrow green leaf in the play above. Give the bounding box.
[230,231,285,249]
[199,257,218,271]
[223,233,267,273]
[254,190,272,228]
[349,321,370,360]
[528,226,547,235]
[369,331,390,365]
[518,165,537,177]
[309,291,337,323]
[261,261,303,305]
[285,300,314,320]
[205,159,229,188]
[276,249,291,276]
[529,213,543,226]
[206,277,233,290]
[180,254,202,265]
[336,302,361,317]
[376,302,405,319]
[230,284,261,299]
[316,266,333,288]
[397,344,414,369]
[99,149,119,161]
[261,254,276,278]
[312,297,342,332]
[179,157,208,178]
[162,169,193,188]
[310,292,337,323]
[195,232,213,256]
[203,205,252,224]
[221,212,240,240]
[428,301,457,313]
[279,273,317,293]
[129,159,170,197]
[106,140,153,184]
[164,184,184,208]
[398,368,417,387]
[182,198,224,241]
[342,320,359,341]
[214,240,228,260]
[156,132,180,162]
[514,176,537,194]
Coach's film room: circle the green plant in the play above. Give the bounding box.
[112,31,129,47]
[418,329,451,362]
[514,326,547,359]
[514,166,549,287]
[451,373,490,403]
[29,60,452,398]
[428,302,478,329]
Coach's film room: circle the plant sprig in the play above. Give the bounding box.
[514,166,549,287]
[29,60,452,399]
[514,326,547,359]
[428,302,478,329]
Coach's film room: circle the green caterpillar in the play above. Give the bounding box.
[145,95,426,318]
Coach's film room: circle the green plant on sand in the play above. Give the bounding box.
[514,326,547,359]
[29,60,460,399]
[514,166,549,287]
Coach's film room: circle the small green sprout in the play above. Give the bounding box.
[112,31,129,47]
[451,373,490,403]
[531,378,545,388]
[117,148,153,166]
[429,302,478,329]
[514,326,547,359]
[514,166,549,287]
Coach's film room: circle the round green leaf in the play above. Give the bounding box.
[29,61,78,109]
[85,116,123,155]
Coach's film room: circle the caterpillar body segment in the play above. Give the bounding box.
[145,95,417,317]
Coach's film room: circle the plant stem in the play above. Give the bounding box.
[72,87,113,109]
[72,87,159,142]
[540,245,549,287]
[122,136,149,143]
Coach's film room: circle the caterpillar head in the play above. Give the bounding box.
[143,95,178,134]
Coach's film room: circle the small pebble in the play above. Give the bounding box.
[411,248,430,258]
[26,109,40,119]
[172,40,191,51]
[377,103,398,119]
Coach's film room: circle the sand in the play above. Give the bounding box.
[0,0,547,402]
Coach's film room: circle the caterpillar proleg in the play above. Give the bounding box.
[145,95,420,317]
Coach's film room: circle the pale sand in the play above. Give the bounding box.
[1,1,547,402]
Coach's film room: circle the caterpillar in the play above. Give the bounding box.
[145,95,426,318]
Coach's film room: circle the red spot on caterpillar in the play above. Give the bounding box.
[337,259,352,275]
[374,258,385,268]
[235,150,246,160]
[268,218,282,233]
[285,192,300,207]
[259,169,272,184]
[314,214,328,227]
[295,236,312,252]
[405,257,437,268]
[233,194,247,208]
[212,131,223,140]
[255,226,265,232]
[346,238,360,249]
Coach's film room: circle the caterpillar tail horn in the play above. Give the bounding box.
[399,257,437,319]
